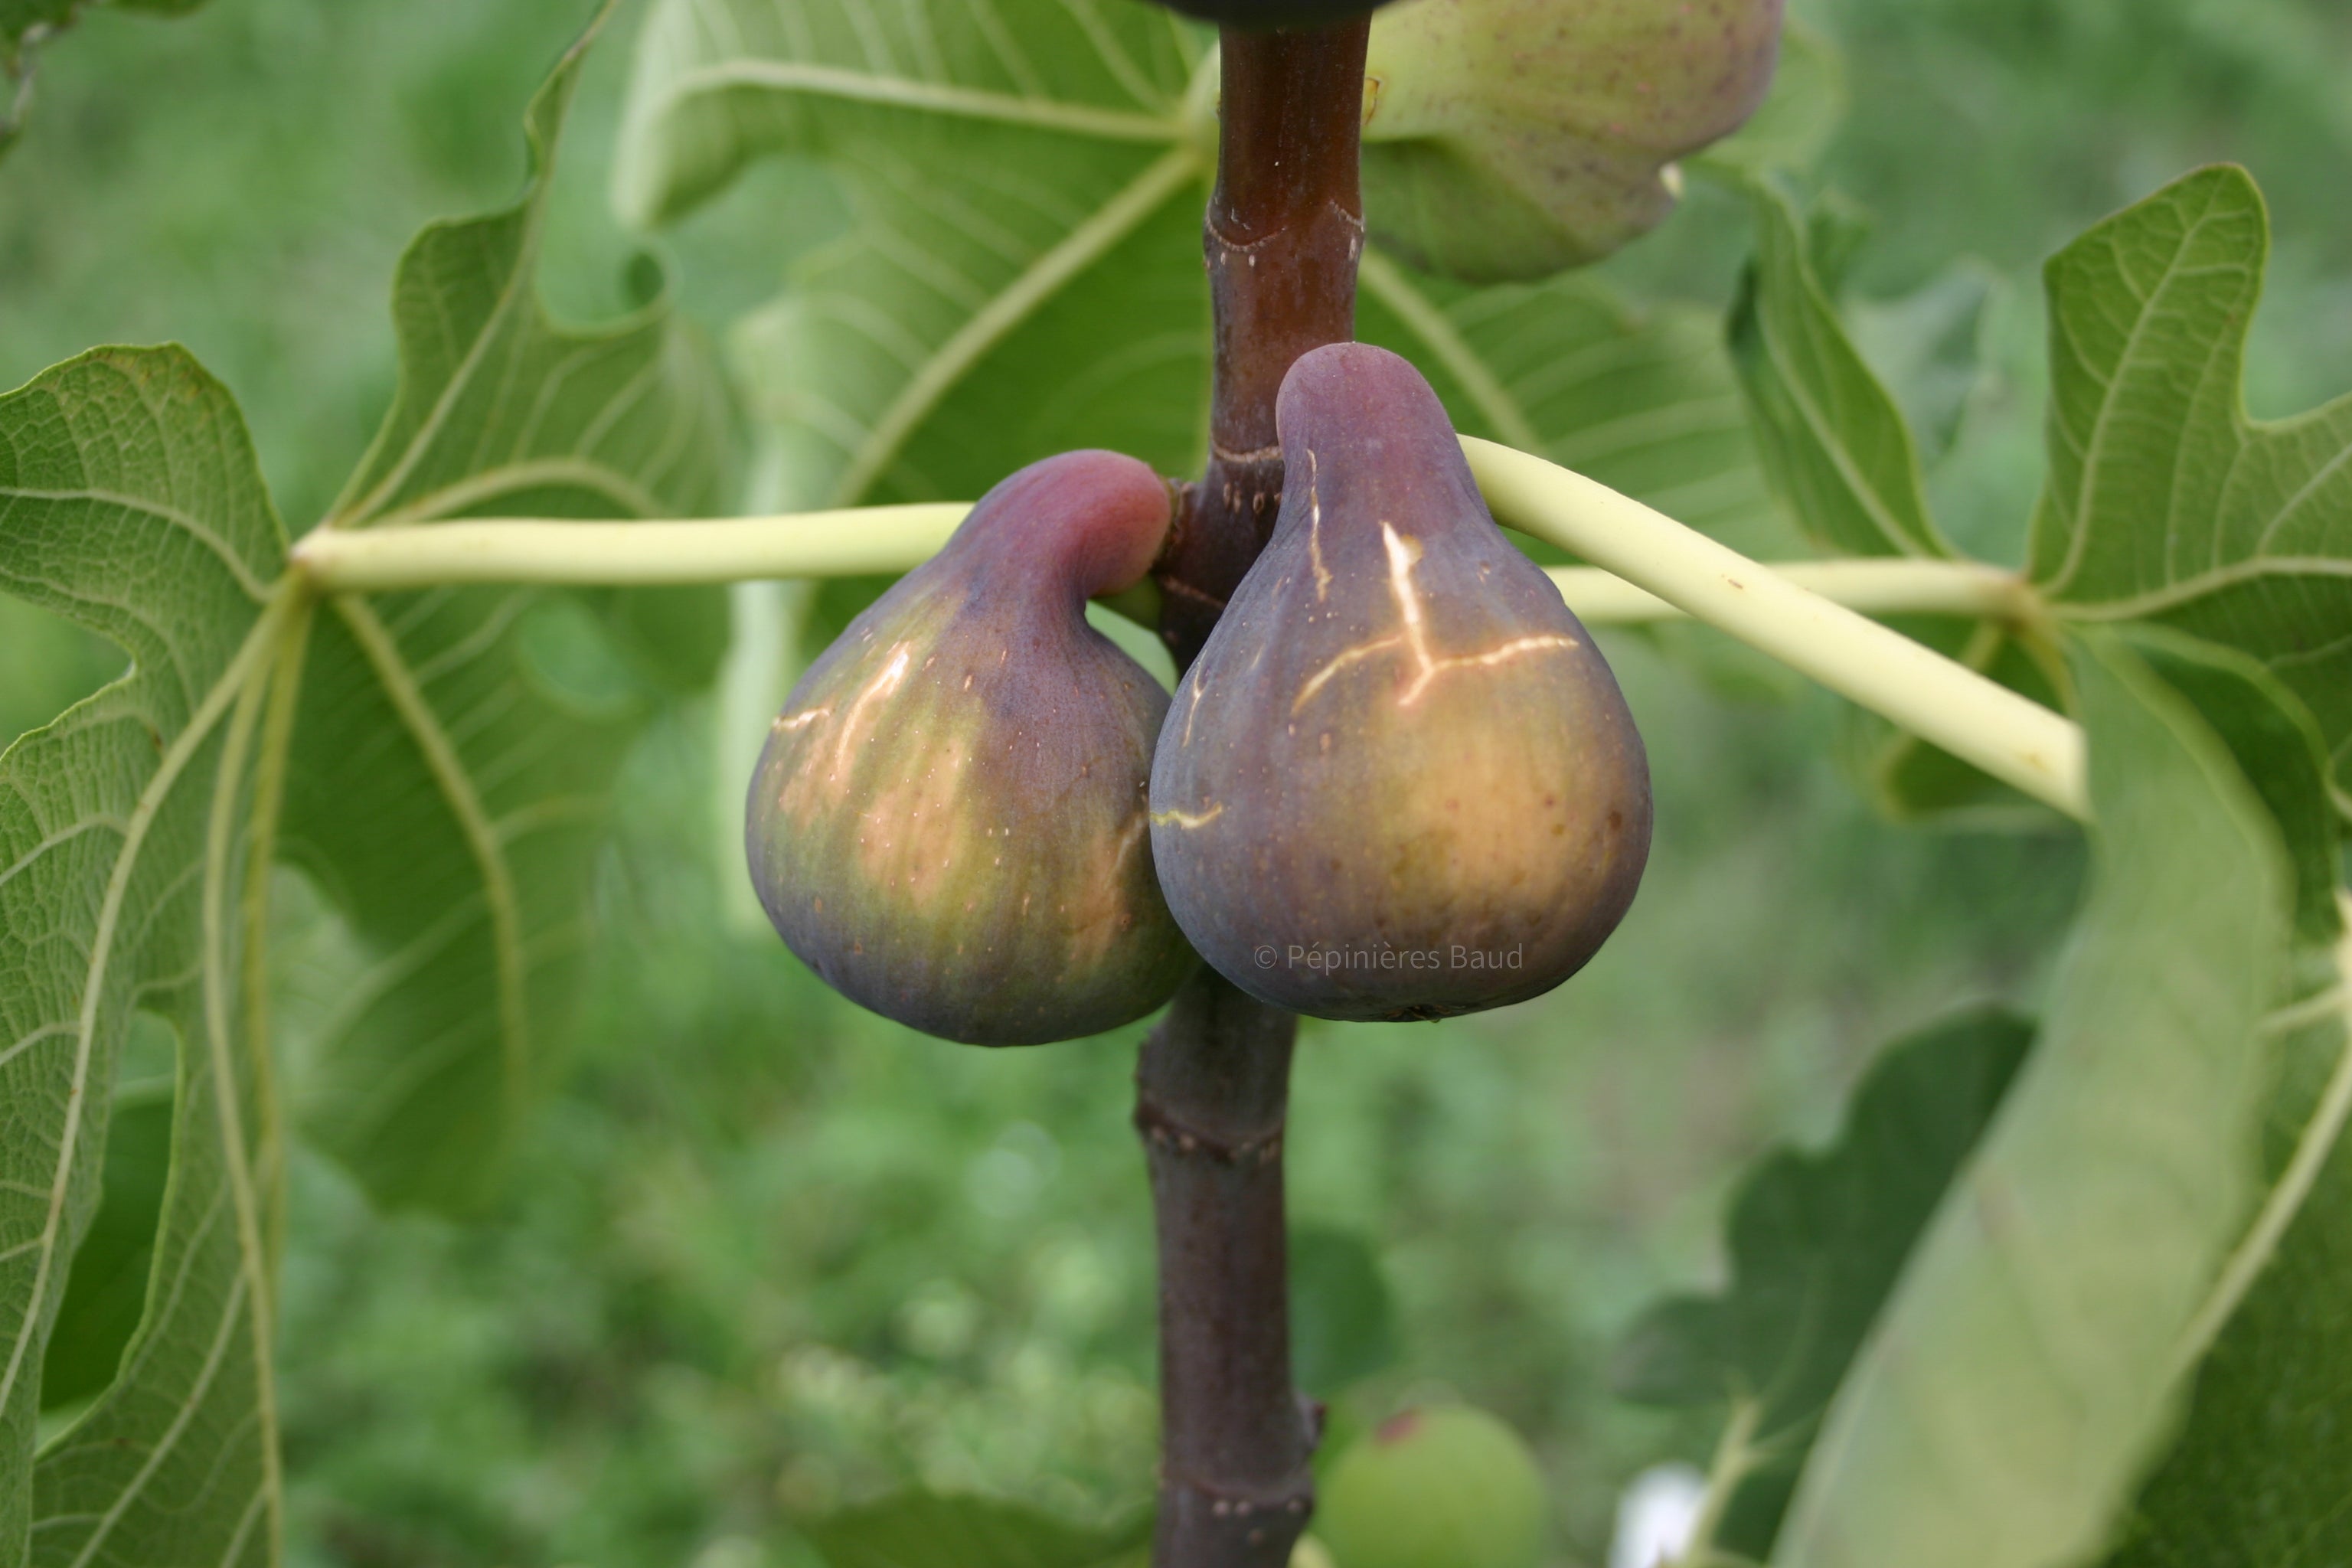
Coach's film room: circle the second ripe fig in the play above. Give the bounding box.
[1150,344,1651,1021]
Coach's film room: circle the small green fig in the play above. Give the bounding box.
[746,451,1196,1045]
[1149,343,1650,1022]
[1317,1406,1547,1568]
[1361,0,1784,281]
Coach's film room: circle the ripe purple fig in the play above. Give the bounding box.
[1149,344,1650,1021]
[1362,0,1785,280]
[747,451,1197,1045]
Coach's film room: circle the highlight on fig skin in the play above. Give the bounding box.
[1148,341,1652,1022]
[746,449,1197,1047]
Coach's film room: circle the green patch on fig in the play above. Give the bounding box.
[747,451,1196,1045]
[1316,1406,1548,1568]
[1362,0,1785,282]
[1150,343,1651,1022]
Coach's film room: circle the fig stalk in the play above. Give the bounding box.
[1136,975,1315,1564]
[1155,20,1369,668]
[1142,18,1368,1568]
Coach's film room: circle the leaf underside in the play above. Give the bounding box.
[277,14,730,1214]
[618,0,1788,572]
[3,4,2344,1563]
[1767,633,2295,1568]
[1625,626,2344,1564]
[1613,1008,2035,1556]
[0,345,288,1567]
[1733,163,2352,819]
[0,5,730,1560]
[2030,166,2352,812]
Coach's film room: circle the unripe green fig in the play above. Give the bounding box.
[746,451,1197,1045]
[1362,0,1784,280]
[1149,343,1649,1021]
[1317,1406,1547,1568]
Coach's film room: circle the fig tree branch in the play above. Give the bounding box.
[1153,19,1371,668]
[1135,972,1316,1565]
[1137,22,1371,1568]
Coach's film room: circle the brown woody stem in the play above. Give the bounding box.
[1142,18,1369,1568]
[1154,20,1369,668]
[1138,973,1315,1566]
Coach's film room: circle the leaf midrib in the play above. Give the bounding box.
[330,196,551,531]
[825,142,1204,505]
[659,57,1182,143]
[54,593,295,1562]
[0,591,286,1473]
[3,489,274,602]
[2056,555,2352,619]
[2045,193,2245,596]
[332,595,532,1148]
[1357,250,1542,453]
[191,595,292,1559]
[2172,902,2352,1375]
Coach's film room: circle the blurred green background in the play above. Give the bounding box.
[5,0,2348,1563]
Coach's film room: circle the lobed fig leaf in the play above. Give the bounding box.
[1150,343,1651,1021]
[1362,0,1785,282]
[747,452,1197,1045]
[1315,1406,1548,1568]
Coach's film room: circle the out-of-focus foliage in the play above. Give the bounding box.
[800,1493,1148,1568]
[1612,1009,2034,1553]
[1,0,212,158]
[2,6,730,1560]
[1768,635,2302,1568]
[1692,113,2352,1562]
[279,24,733,1214]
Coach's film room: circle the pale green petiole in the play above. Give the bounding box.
[288,441,2089,822]
[1546,558,2034,627]
[292,502,974,590]
[1463,439,2085,821]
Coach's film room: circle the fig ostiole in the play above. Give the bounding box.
[747,451,1197,1046]
[1148,342,1651,1022]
